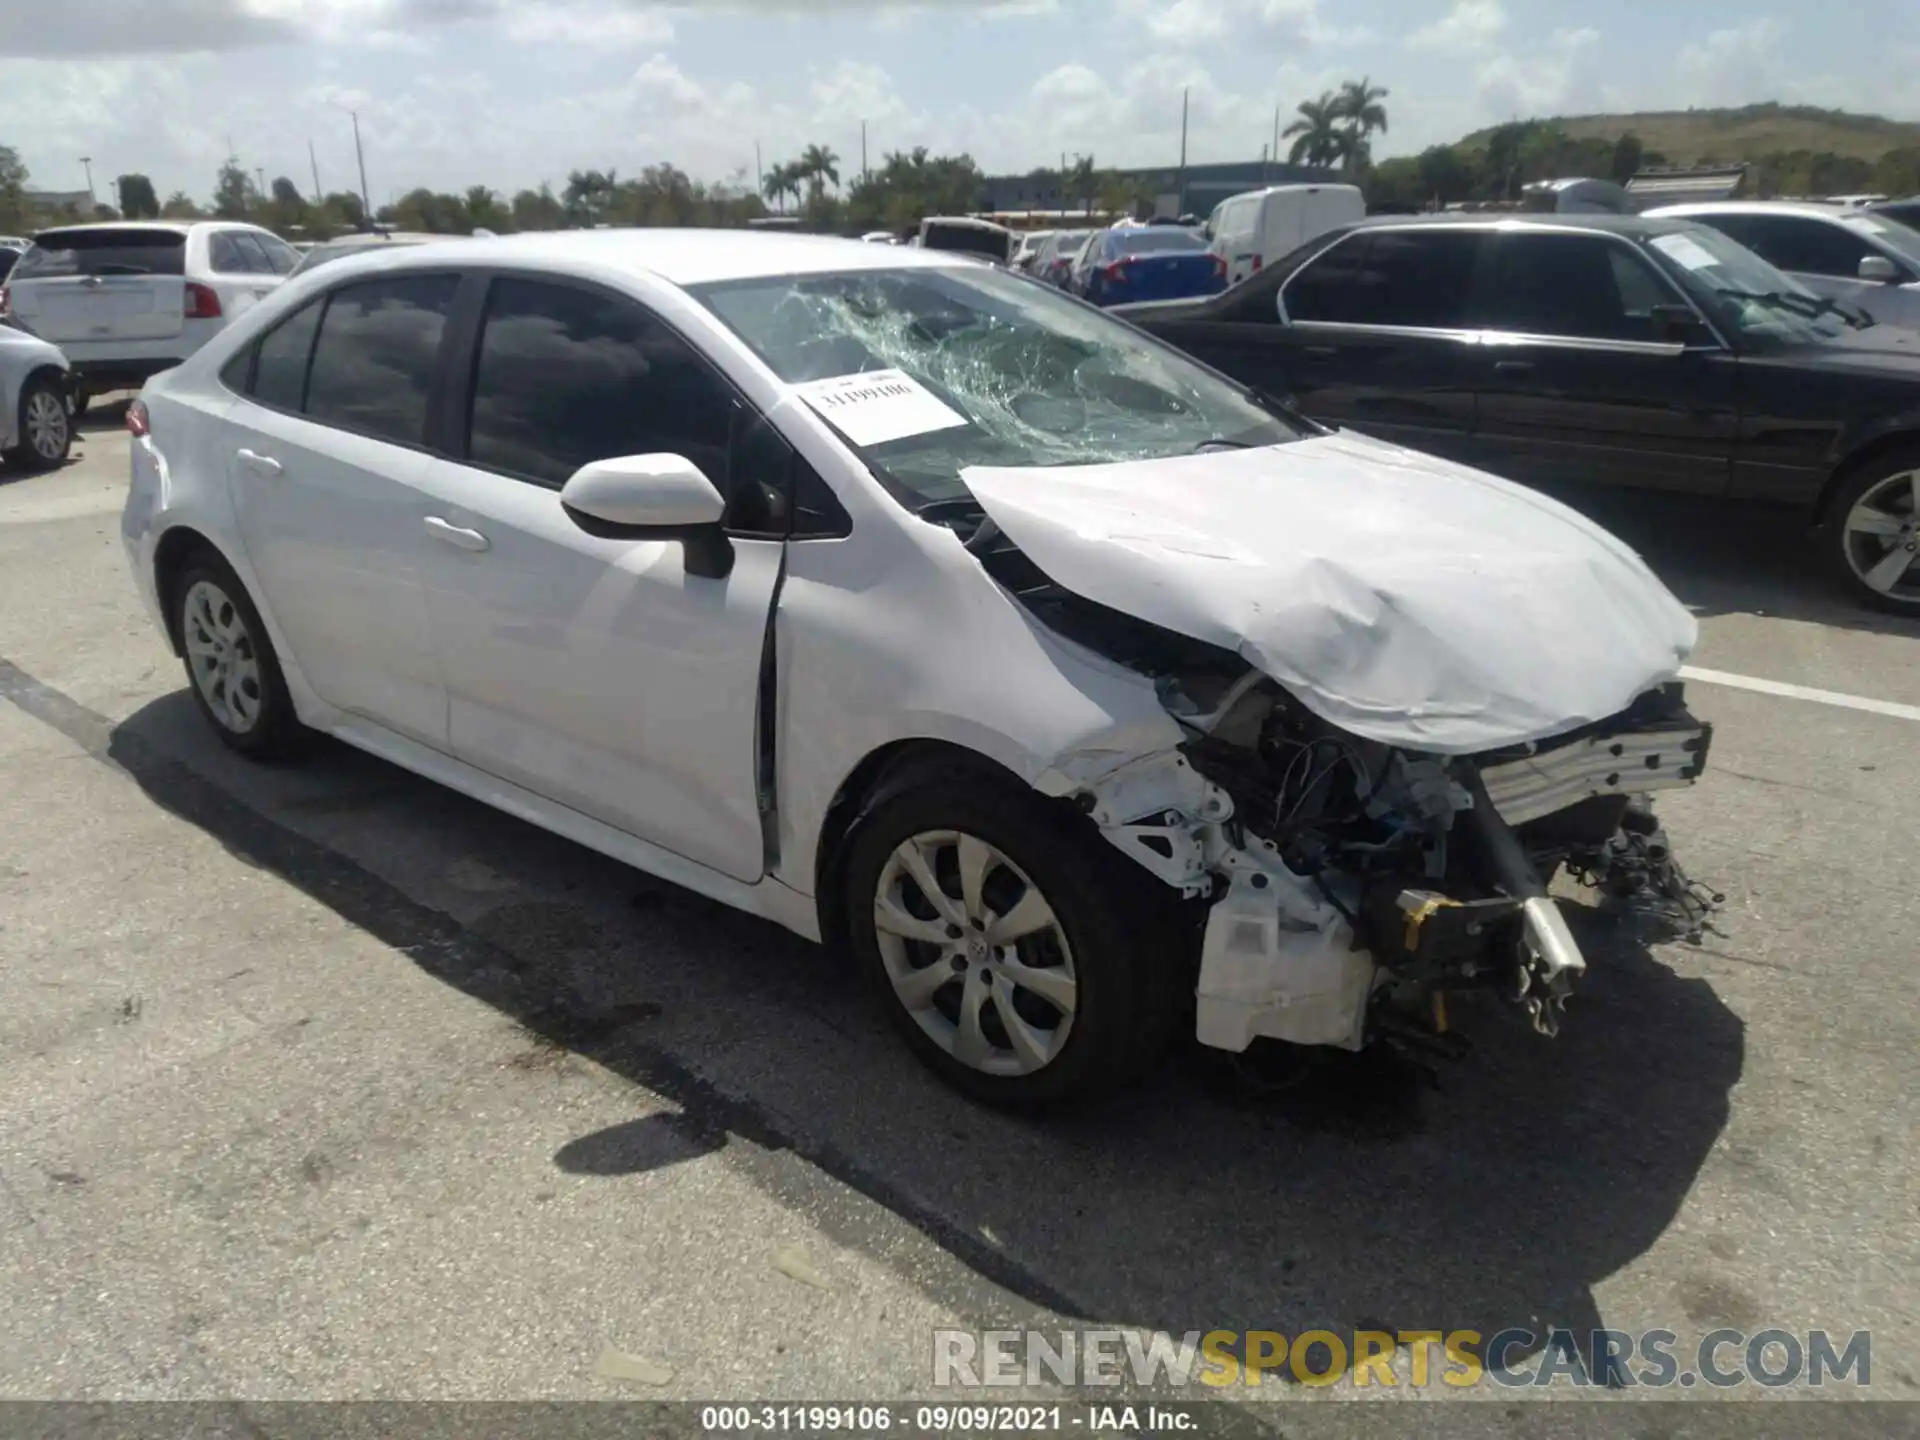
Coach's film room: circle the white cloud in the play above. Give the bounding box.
[1675,18,1790,106]
[1118,0,1343,49]
[502,2,675,46]
[1473,25,1601,119]
[1405,0,1506,55]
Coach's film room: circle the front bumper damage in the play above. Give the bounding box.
[1054,687,1714,1056]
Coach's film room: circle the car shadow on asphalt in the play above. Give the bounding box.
[1540,483,1920,639]
[100,689,1744,1387]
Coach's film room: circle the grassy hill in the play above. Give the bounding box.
[1461,103,1920,166]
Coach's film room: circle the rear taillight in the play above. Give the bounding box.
[0,285,10,316]
[1104,260,1129,282]
[184,282,222,319]
[1250,254,1263,273]
[1211,254,1227,281]
[126,399,150,438]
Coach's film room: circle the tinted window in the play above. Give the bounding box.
[467,277,735,495]
[304,274,457,445]
[210,233,257,275]
[13,229,186,279]
[1286,230,1482,326]
[1700,214,1876,278]
[1478,234,1674,342]
[253,232,300,275]
[251,298,325,410]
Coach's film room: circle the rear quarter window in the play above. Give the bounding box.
[13,229,187,279]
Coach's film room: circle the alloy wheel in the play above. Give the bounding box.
[872,829,1078,1077]
[24,387,67,463]
[1842,468,1920,602]
[182,579,265,733]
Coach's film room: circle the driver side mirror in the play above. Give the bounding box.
[559,453,734,579]
[1858,254,1901,284]
[1649,303,1712,344]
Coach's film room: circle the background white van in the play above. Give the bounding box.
[1206,184,1366,288]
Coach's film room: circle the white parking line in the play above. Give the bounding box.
[1680,666,1920,723]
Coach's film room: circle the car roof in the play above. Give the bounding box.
[30,219,275,240]
[1642,200,1853,219]
[1344,212,1703,238]
[324,227,983,287]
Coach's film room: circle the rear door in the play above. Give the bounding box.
[1468,230,1737,495]
[7,228,187,345]
[222,272,459,747]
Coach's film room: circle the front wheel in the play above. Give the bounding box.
[1827,450,1920,614]
[3,375,72,471]
[843,774,1183,1107]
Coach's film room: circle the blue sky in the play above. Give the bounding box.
[3,0,1916,206]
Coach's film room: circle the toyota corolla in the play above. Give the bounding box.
[121,231,1714,1105]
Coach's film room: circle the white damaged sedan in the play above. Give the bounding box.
[122,231,1714,1104]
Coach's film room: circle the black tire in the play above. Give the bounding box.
[843,769,1187,1107]
[1824,447,1920,615]
[171,551,314,761]
[3,374,72,471]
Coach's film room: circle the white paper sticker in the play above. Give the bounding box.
[792,369,968,448]
[1650,233,1720,271]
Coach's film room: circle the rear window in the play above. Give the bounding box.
[1110,228,1206,256]
[14,229,187,279]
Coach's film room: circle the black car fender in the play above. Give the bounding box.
[1811,408,1920,529]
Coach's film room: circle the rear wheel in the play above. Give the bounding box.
[843,773,1183,1107]
[1828,451,1920,614]
[172,553,313,761]
[3,375,71,471]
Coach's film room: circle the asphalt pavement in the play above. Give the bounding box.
[1,410,1915,1431]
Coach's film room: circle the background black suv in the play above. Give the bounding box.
[1116,214,1920,615]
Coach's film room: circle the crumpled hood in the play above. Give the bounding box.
[961,432,1698,754]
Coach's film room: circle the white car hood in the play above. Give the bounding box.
[961,432,1698,754]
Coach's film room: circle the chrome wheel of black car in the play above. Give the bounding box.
[1833,458,1920,612]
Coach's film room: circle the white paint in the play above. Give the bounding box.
[792,368,967,448]
[1650,233,1719,271]
[1680,666,1920,723]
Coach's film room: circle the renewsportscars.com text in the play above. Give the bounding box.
[932,1327,1873,1390]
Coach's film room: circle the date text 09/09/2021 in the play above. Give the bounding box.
[699,1406,1193,1433]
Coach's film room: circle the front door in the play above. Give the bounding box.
[411,274,786,884]
[225,275,459,747]
[1468,231,1736,495]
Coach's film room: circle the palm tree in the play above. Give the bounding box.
[1283,94,1349,169]
[761,162,800,214]
[797,144,841,206]
[1333,77,1390,167]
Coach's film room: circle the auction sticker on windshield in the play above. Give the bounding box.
[1650,234,1720,271]
[792,369,968,447]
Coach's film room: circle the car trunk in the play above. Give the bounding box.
[1104,251,1222,302]
[8,229,188,344]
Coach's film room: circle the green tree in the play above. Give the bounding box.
[160,190,204,219]
[511,185,565,230]
[1610,133,1645,184]
[212,159,258,219]
[1284,94,1350,168]
[465,185,505,231]
[761,161,800,214]
[1415,144,1470,206]
[1065,153,1097,215]
[562,168,617,226]
[320,191,366,231]
[0,144,31,233]
[116,173,160,219]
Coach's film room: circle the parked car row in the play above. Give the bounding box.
[1115,212,1920,614]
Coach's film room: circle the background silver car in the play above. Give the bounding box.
[0,319,73,471]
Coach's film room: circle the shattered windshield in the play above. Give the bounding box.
[692,265,1303,506]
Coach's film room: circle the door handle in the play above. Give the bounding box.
[424,516,490,553]
[235,448,282,477]
[1492,359,1535,377]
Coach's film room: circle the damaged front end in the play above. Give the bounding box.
[1055,665,1713,1059]
[991,534,1716,1059]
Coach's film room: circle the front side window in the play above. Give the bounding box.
[1477,233,1679,342]
[466,277,734,493]
[692,263,1304,509]
[1284,230,1482,328]
[303,273,458,445]
[1706,214,1877,278]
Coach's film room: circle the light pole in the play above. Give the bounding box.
[79,157,95,204]
[328,101,373,228]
